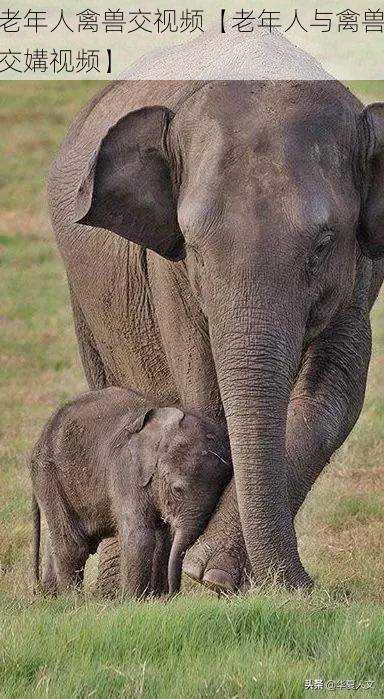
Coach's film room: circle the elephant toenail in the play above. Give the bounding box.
[202,569,236,593]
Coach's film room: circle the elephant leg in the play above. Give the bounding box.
[119,523,156,599]
[97,532,166,599]
[55,556,87,593]
[41,538,58,594]
[285,308,372,517]
[183,480,249,592]
[96,536,121,598]
[70,287,109,390]
[47,534,88,593]
[70,291,123,596]
[184,309,372,592]
[151,527,172,596]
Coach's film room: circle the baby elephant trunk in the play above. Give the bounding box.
[168,530,194,596]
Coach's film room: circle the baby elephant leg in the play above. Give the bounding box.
[151,527,172,596]
[118,517,156,598]
[41,538,58,594]
[44,511,89,593]
[49,533,88,593]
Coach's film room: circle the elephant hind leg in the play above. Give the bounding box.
[69,287,110,390]
[69,292,121,595]
[41,538,58,595]
[41,536,88,595]
[50,531,89,593]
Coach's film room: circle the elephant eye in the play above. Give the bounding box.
[171,483,185,498]
[315,234,333,253]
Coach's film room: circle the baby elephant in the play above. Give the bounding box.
[30,387,232,597]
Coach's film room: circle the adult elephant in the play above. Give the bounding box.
[48,71,384,594]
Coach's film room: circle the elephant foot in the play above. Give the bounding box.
[96,536,121,598]
[183,535,313,594]
[183,535,249,593]
[183,478,249,593]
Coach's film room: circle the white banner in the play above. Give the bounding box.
[0,1,383,79]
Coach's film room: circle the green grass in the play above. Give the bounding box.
[0,81,383,697]
[1,592,383,698]
[329,497,384,532]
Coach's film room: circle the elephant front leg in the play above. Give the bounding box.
[286,307,372,517]
[184,309,372,592]
[119,519,156,599]
[183,479,250,592]
[151,526,172,596]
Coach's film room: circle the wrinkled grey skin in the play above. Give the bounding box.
[47,75,384,594]
[30,387,232,597]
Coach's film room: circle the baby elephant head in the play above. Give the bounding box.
[155,409,233,595]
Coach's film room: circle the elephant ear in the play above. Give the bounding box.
[73,106,185,261]
[128,408,184,487]
[358,103,384,260]
[128,410,151,435]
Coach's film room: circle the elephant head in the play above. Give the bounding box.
[73,81,384,587]
[155,410,232,595]
[129,407,232,595]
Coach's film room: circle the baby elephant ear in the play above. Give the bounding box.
[358,103,384,259]
[128,411,159,488]
[129,411,150,434]
[128,408,184,487]
[73,106,185,261]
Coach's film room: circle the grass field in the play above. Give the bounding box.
[0,81,383,697]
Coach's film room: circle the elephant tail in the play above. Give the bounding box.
[32,494,41,586]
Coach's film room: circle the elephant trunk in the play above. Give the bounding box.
[168,530,191,596]
[209,296,313,589]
